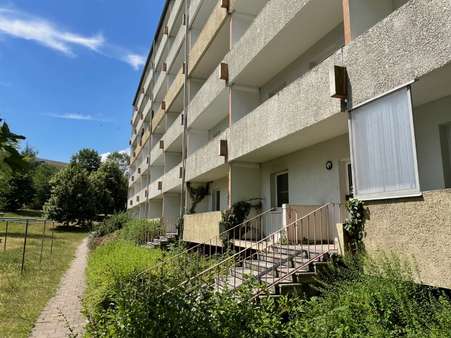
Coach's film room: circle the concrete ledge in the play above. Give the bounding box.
[344,0,451,107]
[166,24,185,71]
[163,165,182,193]
[185,129,229,181]
[364,189,451,289]
[225,0,311,83]
[189,1,229,75]
[183,211,223,244]
[164,117,183,150]
[229,55,342,161]
[130,128,151,165]
[187,63,227,128]
[165,68,184,111]
[167,0,184,36]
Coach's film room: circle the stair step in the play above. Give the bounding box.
[230,267,259,279]
[243,260,277,275]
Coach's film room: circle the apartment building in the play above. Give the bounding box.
[128,0,451,289]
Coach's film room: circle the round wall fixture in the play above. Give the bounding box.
[326,161,333,170]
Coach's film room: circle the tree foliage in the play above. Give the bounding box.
[0,119,26,175]
[90,161,128,215]
[30,164,59,210]
[0,172,34,211]
[106,151,129,175]
[70,148,101,173]
[44,164,97,225]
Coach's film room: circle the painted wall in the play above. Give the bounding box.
[163,194,180,233]
[260,135,350,210]
[230,164,261,205]
[414,95,451,191]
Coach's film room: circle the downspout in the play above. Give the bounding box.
[180,0,190,224]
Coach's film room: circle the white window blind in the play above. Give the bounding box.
[349,87,420,200]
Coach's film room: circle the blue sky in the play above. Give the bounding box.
[0,0,165,162]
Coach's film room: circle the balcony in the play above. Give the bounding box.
[183,211,223,244]
[188,0,229,78]
[150,141,164,166]
[185,129,229,182]
[229,54,345,163]
[225,0,343,87]
[164,115,183,152]
[167,0,184,37]
[162,164,182,193]
[187,63,227,130]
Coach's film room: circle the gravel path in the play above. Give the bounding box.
[30,237,89,338]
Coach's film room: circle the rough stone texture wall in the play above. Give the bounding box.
[189,1,228,75]
[185,129,229,181]
[225,0,310,83]
[188,63,227,127]
[364,189,451,289]
[229,55,342,160]
[344,0,451,107]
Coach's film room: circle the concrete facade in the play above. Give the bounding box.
[128,0,451,288]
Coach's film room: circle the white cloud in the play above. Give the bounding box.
[45,113,109,122]
[0,8,104,56]
[100,148,129,162]
[0,7,145,70]
[125,53,146,70]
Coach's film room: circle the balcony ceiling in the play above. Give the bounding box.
[234,0,343,87]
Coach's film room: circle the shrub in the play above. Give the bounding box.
[120,219,161,244]
[84,248,451,338]
[94,212,128,237]
[84,240,163,321]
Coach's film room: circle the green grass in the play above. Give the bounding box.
[0,220,87,337]
[0,209,43,219]
[84,240,163,315]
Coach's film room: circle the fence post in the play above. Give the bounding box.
[39,220,47,265]
[21,220,29,274]
[3,221,8,251]
[50,222,55,254]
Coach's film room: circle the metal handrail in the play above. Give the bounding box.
[133,207,277,279]
[250,249,333,300]
[176,203,334,290]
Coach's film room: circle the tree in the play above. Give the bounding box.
[0,172,34,211]
[44,164,96,225]
[30,164,59,210]
[90,161,128,215]
[70,148,101,173]
[0,119,26,175]
[106,151,129,175]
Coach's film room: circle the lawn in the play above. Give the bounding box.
[0,209,43,219]
[0,220,87,337]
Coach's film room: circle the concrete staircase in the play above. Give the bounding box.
[215,243,336,296]
[146,232,178,249]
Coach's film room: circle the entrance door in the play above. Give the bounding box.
[275,172,289,207]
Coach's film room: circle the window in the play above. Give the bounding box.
[212,190,221,211]
[349,87,420,200]
[276,172,289,207]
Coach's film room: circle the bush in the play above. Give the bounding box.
[84,249,451,338]
[94,212,128,237]
[84,240,163,321]
[120,219,161,244]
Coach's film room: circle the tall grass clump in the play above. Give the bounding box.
[120,218,161,244]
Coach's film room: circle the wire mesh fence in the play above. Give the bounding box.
[0,218,58,274]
